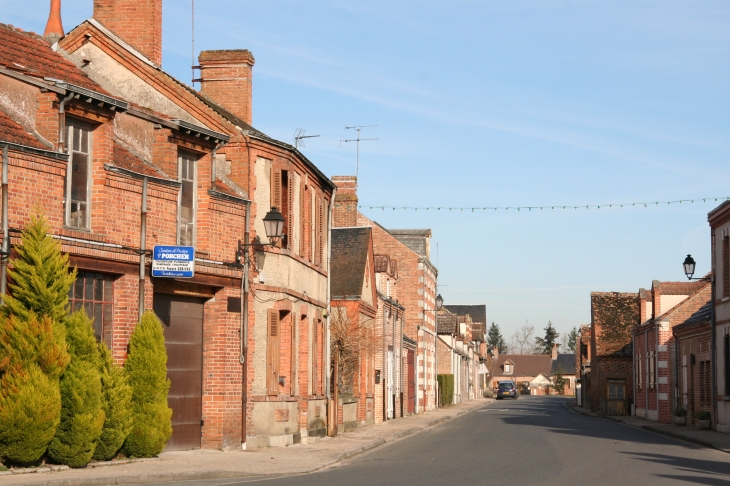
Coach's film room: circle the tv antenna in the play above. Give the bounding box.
[293,128,320,149]
[340,125,378,180]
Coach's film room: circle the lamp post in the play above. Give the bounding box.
[237,206,284,450]
[681,254,716,430]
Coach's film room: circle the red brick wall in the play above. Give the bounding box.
[93,0,163,66]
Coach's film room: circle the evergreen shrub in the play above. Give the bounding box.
[123,311,171,458]
[93,343,133,461]
[48,311,105,468]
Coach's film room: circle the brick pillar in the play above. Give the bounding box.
[93,0,163,66]
[331,176,358,228]
[198,50,255,126]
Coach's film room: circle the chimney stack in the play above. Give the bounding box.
[93,0,163,66]
[551,343,558,360]
[43,0,64,43]
[198,50,255,126]
[331,176,358,227]
[651,280,661,320]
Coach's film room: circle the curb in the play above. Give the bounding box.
[14,402,489,486]
[565,402,729,453]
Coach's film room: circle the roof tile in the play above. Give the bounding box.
[0,110,46,149]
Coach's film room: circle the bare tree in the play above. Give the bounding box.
[509,322,536,354]
[329,306,378,394]
[559,333,569,352]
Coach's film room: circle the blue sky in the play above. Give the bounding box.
[4,1,729,342]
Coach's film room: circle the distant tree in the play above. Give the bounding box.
[535,321,560,355]
[509,322,535,354]
[551,365,566,395]
[487,322,508,354]
[567,327,578,353]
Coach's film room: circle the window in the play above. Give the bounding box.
[724,235,730,298]
[504,364,511,374]
[699,360,711,405]
[68,272,113,347]
[267,309,280,395]
[608,381,625,400]
[271,167,293,250]
[178,152,197,245]
[648,351,655,389]
[65,122,92,229]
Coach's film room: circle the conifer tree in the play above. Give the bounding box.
[534,321,560,355]
[123,311,171,458]
[48,311,105,468]
[487,322,508,354]
[567,327,578,353]
[0,213,72,464]
[93,343,133,461]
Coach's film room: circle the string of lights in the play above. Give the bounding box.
[355,196,730,213]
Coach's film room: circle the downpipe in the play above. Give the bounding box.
[0,144,8,304]
[241,200,251,450]
[138,177,148,319]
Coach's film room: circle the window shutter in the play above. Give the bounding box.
[724,236,729,298]
[271,167,282,211]
[318,197,324,266]
[290,316,297,397]
[267,309,280,395]
[288,172,294,250]
[300,180,305,257]
[312,318,318,395]
[724,334,730,395]
[319,320,326,395]
[314,194,321,266]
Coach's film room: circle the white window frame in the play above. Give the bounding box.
[65,121,93,230]
[177,151,198,246]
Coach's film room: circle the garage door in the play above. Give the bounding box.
[153,294,204,451]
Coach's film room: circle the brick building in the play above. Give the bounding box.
[490,350,553,395]
[589,292,639,416]
[332,175,439,413]
[708,201,730,433]
[0,0,334,451]
[330,227,377,432]
[673,302,714,426]
[374,254,407,421]
[632,280,709,423]
[576,324,592,408]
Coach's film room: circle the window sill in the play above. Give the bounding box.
[60,227,105,242]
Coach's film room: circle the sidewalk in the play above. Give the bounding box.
[567,401,730,453]
[1,398,492,486]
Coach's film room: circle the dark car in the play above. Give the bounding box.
[497,381,519,400]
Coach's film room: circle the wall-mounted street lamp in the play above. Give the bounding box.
[237,206,285,265]
[435,293,444,311]
[683,254,710,281]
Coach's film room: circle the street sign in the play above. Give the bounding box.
[152,245,195,278]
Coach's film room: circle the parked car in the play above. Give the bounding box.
[497,381,519,400]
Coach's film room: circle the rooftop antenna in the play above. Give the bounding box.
[191,0,196,87]
[293,128,320,149]
[340,125,377,180]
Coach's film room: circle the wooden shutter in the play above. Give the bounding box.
[267,309,280,395]
[319,320,325,395]
[300,180,305,256]
[271,166,282,211]
[314,194,321,266]
[724,334,730,395]
[290,315,297,397]
[312,319,318,395]
[724,236,729,298]
[288,172,294,250]
[316,197,323,266]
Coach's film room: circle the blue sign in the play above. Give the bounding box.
[152,246,195,278]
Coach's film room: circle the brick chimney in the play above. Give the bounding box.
[332,176,358,228]
[198,50,255,126]
[491,346,499,361]
[551,343,558,360]
[651,280,661,320]
[44,0,64,43]
[638,288,647,324]
[93,0,163,66]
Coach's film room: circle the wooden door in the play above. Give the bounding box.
[154,294,204,451]
[407,349,415,414]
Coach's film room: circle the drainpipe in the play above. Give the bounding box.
[656,323,660,421]
[240,200,251,450]
[392,299,397,417]
[325,188,335,429]
[58,91,75,151]
[0,144,8,304]
[138,177,148,319]
[399,304,404,417]
[382,301,387,422]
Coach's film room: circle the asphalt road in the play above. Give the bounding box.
[160,396,730,486]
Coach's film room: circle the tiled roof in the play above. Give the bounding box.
[491,354,552,378]
[655,280,706,295]
[331,227,371,298]
[0,23,105,93]
[551,354,576,375]
[444,305,487,324]
[673,300,712,331]
[111,141,167,178]
[0,110,46,149]
[437,312,459,335]
[211,180,245,200]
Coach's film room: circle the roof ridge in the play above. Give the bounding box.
[0,23,49,43]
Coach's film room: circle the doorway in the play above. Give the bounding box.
[153,293,204,451]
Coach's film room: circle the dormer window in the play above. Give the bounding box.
[505,364,511,374]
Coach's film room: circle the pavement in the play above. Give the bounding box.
[567,401,730,453]
[0,398,493,486]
